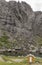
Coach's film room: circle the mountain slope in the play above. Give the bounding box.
[0,0,42,54]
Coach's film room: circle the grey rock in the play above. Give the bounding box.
[0,1,42,55]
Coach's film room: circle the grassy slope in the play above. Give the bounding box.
[0,56,42,65]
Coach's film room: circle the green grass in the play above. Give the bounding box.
[0,55,42,65]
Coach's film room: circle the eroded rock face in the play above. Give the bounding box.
[0,0,42,51]
[33,12,42,37]
[0,1,34,39]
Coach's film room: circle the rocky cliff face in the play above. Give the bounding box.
[33,11,42,37]
[0,0,42,51]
